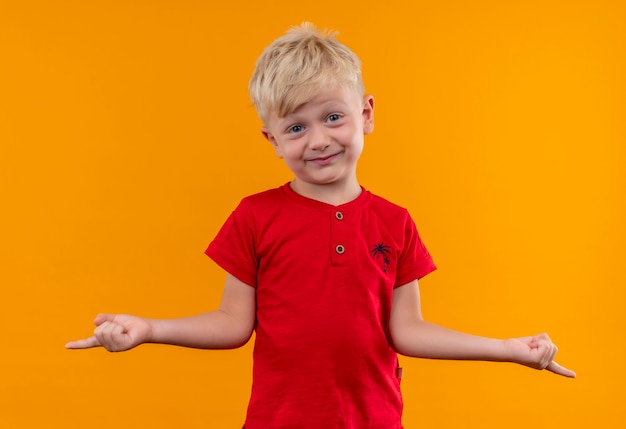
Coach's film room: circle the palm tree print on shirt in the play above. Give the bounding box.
[371,242,391,273]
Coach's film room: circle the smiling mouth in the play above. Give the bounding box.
[308,152,342,163]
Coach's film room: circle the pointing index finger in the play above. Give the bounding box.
[546,361,576,378]
[65,336,101,350]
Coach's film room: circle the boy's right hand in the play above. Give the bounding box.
[65,313,152,352]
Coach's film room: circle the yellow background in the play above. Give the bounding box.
[1,1,624,427]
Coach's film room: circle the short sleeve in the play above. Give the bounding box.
[394,213,437,286]
[205,200,258,287]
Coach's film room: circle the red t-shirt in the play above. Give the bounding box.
[206,184,436,429]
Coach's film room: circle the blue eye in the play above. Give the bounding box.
[289,125,304,133]
[327,114,340,122]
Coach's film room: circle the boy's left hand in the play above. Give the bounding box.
[505,333,576,378]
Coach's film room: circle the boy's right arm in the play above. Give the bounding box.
[65,274,256,352]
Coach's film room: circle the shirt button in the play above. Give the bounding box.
[335,211,344,220]
[335,244,345,254]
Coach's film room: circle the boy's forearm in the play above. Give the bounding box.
[147,310,253,349]
[391,319,510,362]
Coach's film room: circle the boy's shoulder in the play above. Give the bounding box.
[238,185,286,207]
[367,191,408,211]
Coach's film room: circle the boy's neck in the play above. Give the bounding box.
[289,179,362,206]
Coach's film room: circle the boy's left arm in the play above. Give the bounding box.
[389,280,576,378]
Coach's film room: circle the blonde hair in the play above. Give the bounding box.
[249,22,364,124]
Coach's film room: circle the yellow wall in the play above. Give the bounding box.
[1,1,624,427]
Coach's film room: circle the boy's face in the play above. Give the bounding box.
[262,85,374,197]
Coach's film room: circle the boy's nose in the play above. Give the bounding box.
[308,125,331,151]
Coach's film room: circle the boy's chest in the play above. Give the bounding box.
[254,207,402,288]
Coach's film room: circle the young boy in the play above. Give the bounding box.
[66,23,575,428]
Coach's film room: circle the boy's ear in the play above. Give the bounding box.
[362,95,375,135]
[261,127,283,158]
